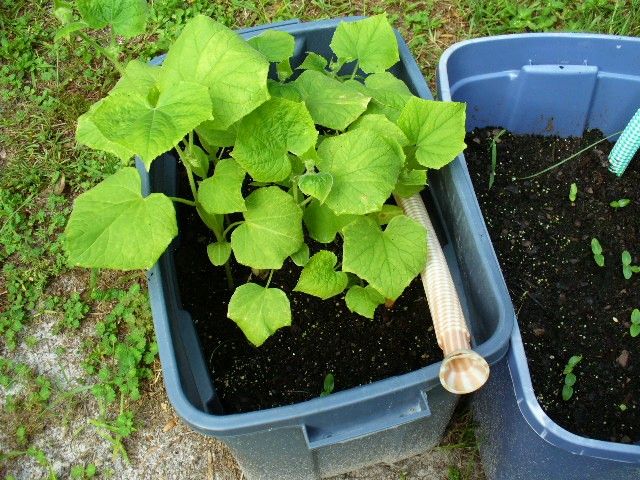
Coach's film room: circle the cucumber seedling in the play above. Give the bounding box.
[562,355,582,401]
[630,308,640,338]
[591,238,605,267]
[569,183,578,202]
[610,198,631,209]
[320,373,335,397]
[622,250,640,280]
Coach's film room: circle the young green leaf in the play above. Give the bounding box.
[54,21,89,42]
[247,30,295,62]
[196,120,238,149]
[293,70,371,131]
[230,187,303,269]
[303,200,357,243]
[397,97,466,169]
[342,216,426,299]
[569,183,578,202]
[290,243,310,267]
[112,60,161,96]
[348,113,409,146]
[622,250,634,280]
[232,97,317,182]
[184,145,210,178]
[345,285,385,319]
[297,172,333,204]
[77,0,148,38]
[294,250,348,300]
[394,168,428,198]
[590,238,604,267]
[64,167,177,270]
[227,283,291,346]
[561,384,574,401]
[207,242,232,266]
[360,72,413,121]
[298,52,328,72]
[86,81,212,169]
[316,129,404,215]
[198,159,246,215]
[158,15,270,130]
[330,14,399,73]
[630,309,640,337]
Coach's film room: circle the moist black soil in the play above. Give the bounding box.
[465,128,640,443]
[173,176,440,414]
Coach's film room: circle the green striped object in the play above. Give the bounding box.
[609,107,640,177]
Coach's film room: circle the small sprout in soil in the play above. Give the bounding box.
[610,198,631,209]
[621,250,640,280]
[562,355,582,401]
[591,238,605,267]
[569,183,578,202]
[630,309,640,338]
[620,404,628,412]
[320,373,335,397]
[488,129,506,189]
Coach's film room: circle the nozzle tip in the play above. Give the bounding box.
[439,349,490,394]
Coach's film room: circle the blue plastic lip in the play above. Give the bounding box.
[144,16,511,437]
[438,32,640,463]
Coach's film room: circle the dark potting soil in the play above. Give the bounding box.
[465,128,640,443]
[173,176,440,414]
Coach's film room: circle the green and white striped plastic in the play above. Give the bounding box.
[609,107,640,176]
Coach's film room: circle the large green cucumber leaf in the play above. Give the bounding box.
[294,250,348,300]
[232,97,317,182]
[316,129,403,215]
[349,113,409,146]
[228,283,291,346]
[113,60,160,96]
[77,0,147,38]
[247,30,295,62]
[231,187,303,269]
[64,167,177,270]
[294,70,370,131]
[198,159,246,215]
[87,81,212,169]
[397,97,466,169]
[196,120,238,149]
[158,15,270,130]
[364,72,413,121]
[76,100,135,163]
[302,200,357,243]
[345,285,385,319]
[329,14,399,73]
[342,216,426,299]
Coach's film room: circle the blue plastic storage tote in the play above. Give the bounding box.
[139,18,513,480]
[438,33,640,480]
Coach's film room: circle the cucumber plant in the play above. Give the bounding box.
[562,355,582,401]
[621,250,640,280]
[63,14,467,346]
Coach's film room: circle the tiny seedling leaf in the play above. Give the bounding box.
[247,30,295,62]
[397,97,467,169]
[227,283,291,346]
[320,373,335,397]
[230,187,303,269]
[569,183,578,202]
[298,172,334,204]
[591,238,602,255]
[294,70,370,131]
[232,97,317,182]
[622,250,632,265]
[342,216,426,299]
[345,285,386,319]
[565,372,577,387]
[610,198,631,209]
[64,167,177,270]
[294,250,348,300]
[198,159,246,215]
[207,242,232,266]
[631,324,640,338]
[330,14,399,73]
[632,309,640,324]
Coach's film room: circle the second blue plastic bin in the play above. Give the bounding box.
[438,33,640,480]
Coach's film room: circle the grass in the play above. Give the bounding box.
[1,0,640,477]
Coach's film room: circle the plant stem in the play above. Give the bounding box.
[265,269,274,288]
[224,262,234,290]
[299,196,313,208]
[517,130,623,180]
[89,268,100,295]
[175,144,198,199]
[223,221,244,238]
[350,60,360,80]
[169,196,196,207]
